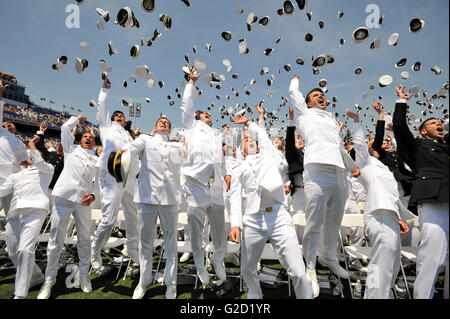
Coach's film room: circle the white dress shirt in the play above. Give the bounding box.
[51,116,98,203]
[352,122,416,221]
[123,133,184,205]
[289,78,355,170]
[229,122,287,229]
[0,150,54,218]
[0,101,28,180]
[180,83,224,186]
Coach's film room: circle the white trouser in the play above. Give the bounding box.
[44,197,93,282]
[5,208,46,297]
[302,164,348,269]
[182,217,209,249]
[92,171,139,263]
[414,201,449,299]
[241,205,313,299]
[184,177,226,272]
[138,203,179,287]
[363,209,401,299]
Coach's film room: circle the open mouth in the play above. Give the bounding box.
[436,127,444,133]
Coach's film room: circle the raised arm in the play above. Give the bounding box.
[28,135,54,176]
[96,78,112,128]
[392,85,417,161]
[289,76,308,120]
[285,106,301,169]
[254,103,266,130]
[371,101,386,158]
[231,115,274,155]
[35,122,51,161]
[346,109,369,167]
[61,115,84,153]
[180,65,201,129]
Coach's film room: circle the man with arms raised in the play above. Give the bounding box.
[289,75,357,297]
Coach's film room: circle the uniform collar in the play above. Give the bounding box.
[154,133,169,142]
[112,121,126,131]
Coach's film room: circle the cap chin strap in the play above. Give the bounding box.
[112,153,122,182]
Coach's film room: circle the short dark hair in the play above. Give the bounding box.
[111,110,125,121]
[305,88,324,105]
[195,110,204,120]
[155,117,171,129]
[419,117,437,132]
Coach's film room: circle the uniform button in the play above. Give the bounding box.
[422,176,426,180]
[79,182,83,185]
[163,180,167,184]
[82,172,86,177]
[18,197,22,199]
[163,168,167,172]
[164,144,167,148]
[164,156,168,159]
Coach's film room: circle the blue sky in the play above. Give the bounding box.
[0,0,448,135]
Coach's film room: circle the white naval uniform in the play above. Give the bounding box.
[229,122,313,299]
[43,116,98,283]
[0,100,28,213]
[122,133,184,288]
[180,83,227,275]
[92,88,140,264]
[0,150,53,297]
[352,122,416,299]
[289,78,356,270]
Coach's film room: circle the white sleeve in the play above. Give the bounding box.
[247,122,277,156]
[352,122,370,167]
[30,150,54,176]
[289,78,308,120]
[391,135,397,150]
[122,134,146,158]
[96,88,111,128]
[14,139,28,164]
[61,116,79,153]
[180,83,195,129]
[0,174,14,199]
[229,168,243,229]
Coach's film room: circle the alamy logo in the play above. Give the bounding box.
[65,264,80,288]
[365,4,381,29]
[65,4,80,29]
